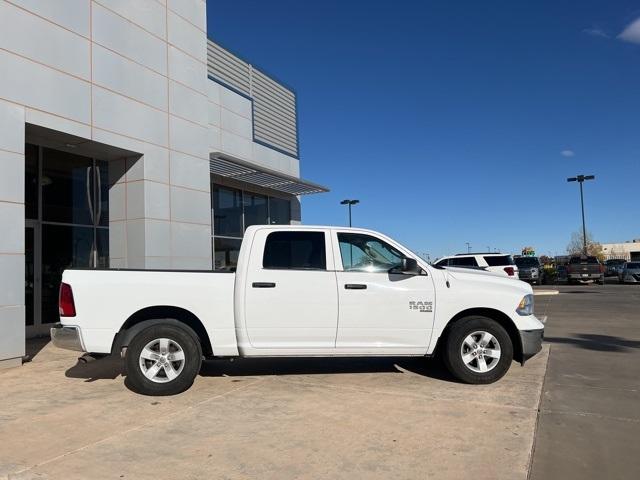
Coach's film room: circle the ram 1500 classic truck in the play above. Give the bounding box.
[51,225,545,396]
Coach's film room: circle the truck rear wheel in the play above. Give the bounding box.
[443,316,513,384]
[125,324,202,396]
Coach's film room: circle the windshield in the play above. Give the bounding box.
[626,263,640,269]
[515,257,539,267]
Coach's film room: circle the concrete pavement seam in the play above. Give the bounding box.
[526,344,551,480]
[538,409,640,424]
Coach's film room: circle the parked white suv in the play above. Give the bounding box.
[434,253,519,278]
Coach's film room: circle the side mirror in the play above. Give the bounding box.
[398,257,421,275]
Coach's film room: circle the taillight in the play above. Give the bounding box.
[600,265,605,273]
[504,266,515,276]
[59,283,76,317]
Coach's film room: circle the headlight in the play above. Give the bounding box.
[516,294,534,316]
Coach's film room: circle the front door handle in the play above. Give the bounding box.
[345,283,367,290]
[252,282,276,288]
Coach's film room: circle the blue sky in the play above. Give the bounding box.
[207,1,640,260]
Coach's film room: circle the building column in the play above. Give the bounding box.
[0,99,25,367]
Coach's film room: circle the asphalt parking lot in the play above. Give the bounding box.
[0,281,637,480]
[530,280,640,479]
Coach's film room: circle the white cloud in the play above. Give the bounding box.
[583,27,609,39]
[618,17,640,44]
[561,150,575,157]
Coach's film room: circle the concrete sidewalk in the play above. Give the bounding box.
[0,341,549,480]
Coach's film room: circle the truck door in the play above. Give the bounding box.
[244,229,338,349]
[332,231,434,352]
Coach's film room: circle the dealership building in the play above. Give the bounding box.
[0,0,327,368]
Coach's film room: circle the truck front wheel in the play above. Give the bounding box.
[125,324,202,396]
[443,316,513,384]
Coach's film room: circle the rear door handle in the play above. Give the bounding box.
[252,282,276,288]
[345,283,367,290]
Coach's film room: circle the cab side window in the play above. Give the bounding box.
[338,233,404,272]
[263,231,326,270]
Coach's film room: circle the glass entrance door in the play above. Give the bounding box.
[24,144,109,334]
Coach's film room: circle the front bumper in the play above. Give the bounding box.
[50,323,85,352]
[519,328,544,365]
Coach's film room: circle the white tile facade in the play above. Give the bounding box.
[0,0,212,364]
[0,0,308,366]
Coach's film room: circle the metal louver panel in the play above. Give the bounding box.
[210,154,328,196]
[207,39,299,158]
[207,41,250,95]
[251,68,297,157]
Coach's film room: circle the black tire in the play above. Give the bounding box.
[443,316,513,384]
[125,324,202,396]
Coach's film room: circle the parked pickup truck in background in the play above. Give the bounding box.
[51,226,545,396]
[566,255,605,284]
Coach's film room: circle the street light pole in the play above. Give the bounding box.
[465,242,471,253]
[567,175,595,255]
[340,199,360,227]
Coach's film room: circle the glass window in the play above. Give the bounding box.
[41,224,94,324]
[42,148,95,225]
[515,257,539,267]
[570,256,599,264]
[263,231,326,270]
[214,237,242,270]
[25,143,39,220]
[212,187,243,237]
[96,227,110,268]
[484,255,514,266]
[244,193,268,229]
[434,258,449,267]
[269,197,291,225]
[450,256,478,267]
[338,233,404,273]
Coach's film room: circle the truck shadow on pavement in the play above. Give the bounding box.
[199,356,457,382]
[544,334,640,353]
[65,355,458,383]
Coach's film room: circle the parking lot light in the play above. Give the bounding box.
[340,199,360,227]
[567,175,595,255]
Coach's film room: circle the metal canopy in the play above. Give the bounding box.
[210,154,329,196]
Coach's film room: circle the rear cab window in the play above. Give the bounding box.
[263,231,326,270]
[570,256,599,264]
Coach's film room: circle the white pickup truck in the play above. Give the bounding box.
[51,225,544,396]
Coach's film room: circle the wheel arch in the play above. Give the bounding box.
[112,306,213,357]
[439,307,523,363]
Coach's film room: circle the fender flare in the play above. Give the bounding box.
[111,318,201,356]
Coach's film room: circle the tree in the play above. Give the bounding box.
[539,255,553,265]
[566,230,604,261]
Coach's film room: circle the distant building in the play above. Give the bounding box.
[601,239,640,261]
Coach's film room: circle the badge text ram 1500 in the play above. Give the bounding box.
[51,226,545,396]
